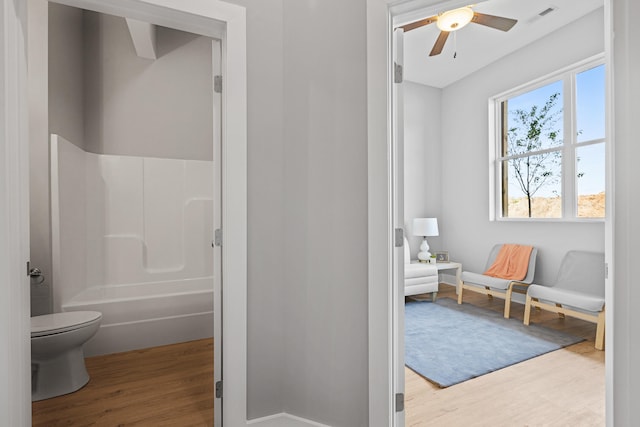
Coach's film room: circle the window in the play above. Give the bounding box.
[493,58,605,220]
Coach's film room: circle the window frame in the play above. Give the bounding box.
[489,54,606,222]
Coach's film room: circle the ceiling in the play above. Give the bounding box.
[402,0,604,88]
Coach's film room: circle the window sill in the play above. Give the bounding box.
[494,217,605,224]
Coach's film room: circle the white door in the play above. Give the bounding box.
[392,26,406,426]
[0,0,32,424]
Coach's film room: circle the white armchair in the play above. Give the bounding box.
[404,237,439,300]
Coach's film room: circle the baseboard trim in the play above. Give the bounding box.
[247,412,331,427]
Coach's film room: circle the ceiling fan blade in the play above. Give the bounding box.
[472,12,517,32]
[429,31,449,56]
[400,16,437,32]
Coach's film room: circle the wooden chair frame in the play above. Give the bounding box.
[457,244,537,319]
[524,295,605,350]
[457,281,529,319]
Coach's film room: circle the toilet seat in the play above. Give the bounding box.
[31,311,102,338]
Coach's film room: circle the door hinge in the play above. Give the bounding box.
[394,228,404,248]
[214,75,222,93]
[395,392,404,412]
[213,228,222,247]
[394,62,403,84]
[215,380,223,398]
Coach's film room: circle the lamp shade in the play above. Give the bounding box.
[412,218,439,237]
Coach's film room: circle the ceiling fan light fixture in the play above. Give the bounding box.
[436,7,474,32]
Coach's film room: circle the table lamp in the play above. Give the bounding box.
[412,218,439,262]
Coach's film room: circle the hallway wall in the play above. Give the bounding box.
[227,0,368,425]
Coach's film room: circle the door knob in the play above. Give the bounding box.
[28,265,45,284]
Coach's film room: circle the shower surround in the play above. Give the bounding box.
[51,134,214,356]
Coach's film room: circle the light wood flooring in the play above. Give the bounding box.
[405,285,605,427]
[32,286,604,427]
[32,338,214,426]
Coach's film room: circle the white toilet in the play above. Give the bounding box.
[31,311,102,401]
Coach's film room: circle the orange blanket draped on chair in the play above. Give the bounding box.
[483,244,533,281]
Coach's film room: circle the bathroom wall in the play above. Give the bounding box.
[49,3,84,147]
[83,11,213,160]
[28,0,54,316]
[51,135,213,310]
[30,1,86,315]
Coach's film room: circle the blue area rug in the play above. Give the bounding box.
[404,298,584,387]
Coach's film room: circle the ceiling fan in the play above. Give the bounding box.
[400,5,517,57]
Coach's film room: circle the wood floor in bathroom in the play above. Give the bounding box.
[31,338,214,427]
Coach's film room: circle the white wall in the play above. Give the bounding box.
[440,8,605,286]
[28,0,55,316]
[48,3,84,146]
[404,81,442,258]
[225,0,369,424]
[236,0,287,418]
[280,1,368,425]
[83,11,213,160]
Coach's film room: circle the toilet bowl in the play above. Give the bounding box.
[31,311,102,401]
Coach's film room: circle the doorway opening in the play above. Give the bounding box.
[30,3,221,423]
[388,0,610,424]
[0,0,246,425]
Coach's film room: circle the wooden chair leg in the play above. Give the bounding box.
[595,309,605,350]
[504,286,513,319]
[523,295,532,325]
[457,284,464,305]
[431,292,438,302]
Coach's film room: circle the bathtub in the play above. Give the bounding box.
[62,277,214,356]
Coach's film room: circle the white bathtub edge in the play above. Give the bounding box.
[83,311,213,357]
[247,413,332,427]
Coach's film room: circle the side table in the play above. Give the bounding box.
[434,261,462,294]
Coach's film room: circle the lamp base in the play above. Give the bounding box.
[417,237,431,262]
[417,251,432,262]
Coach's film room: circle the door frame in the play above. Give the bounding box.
[0,0,247,425]
[0,0,31,424]
[366,2,468,424]
[367,0,615,426]
[211,38,223,427]
[390,25,406,427]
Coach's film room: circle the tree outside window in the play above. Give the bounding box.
[495,61,605,220]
